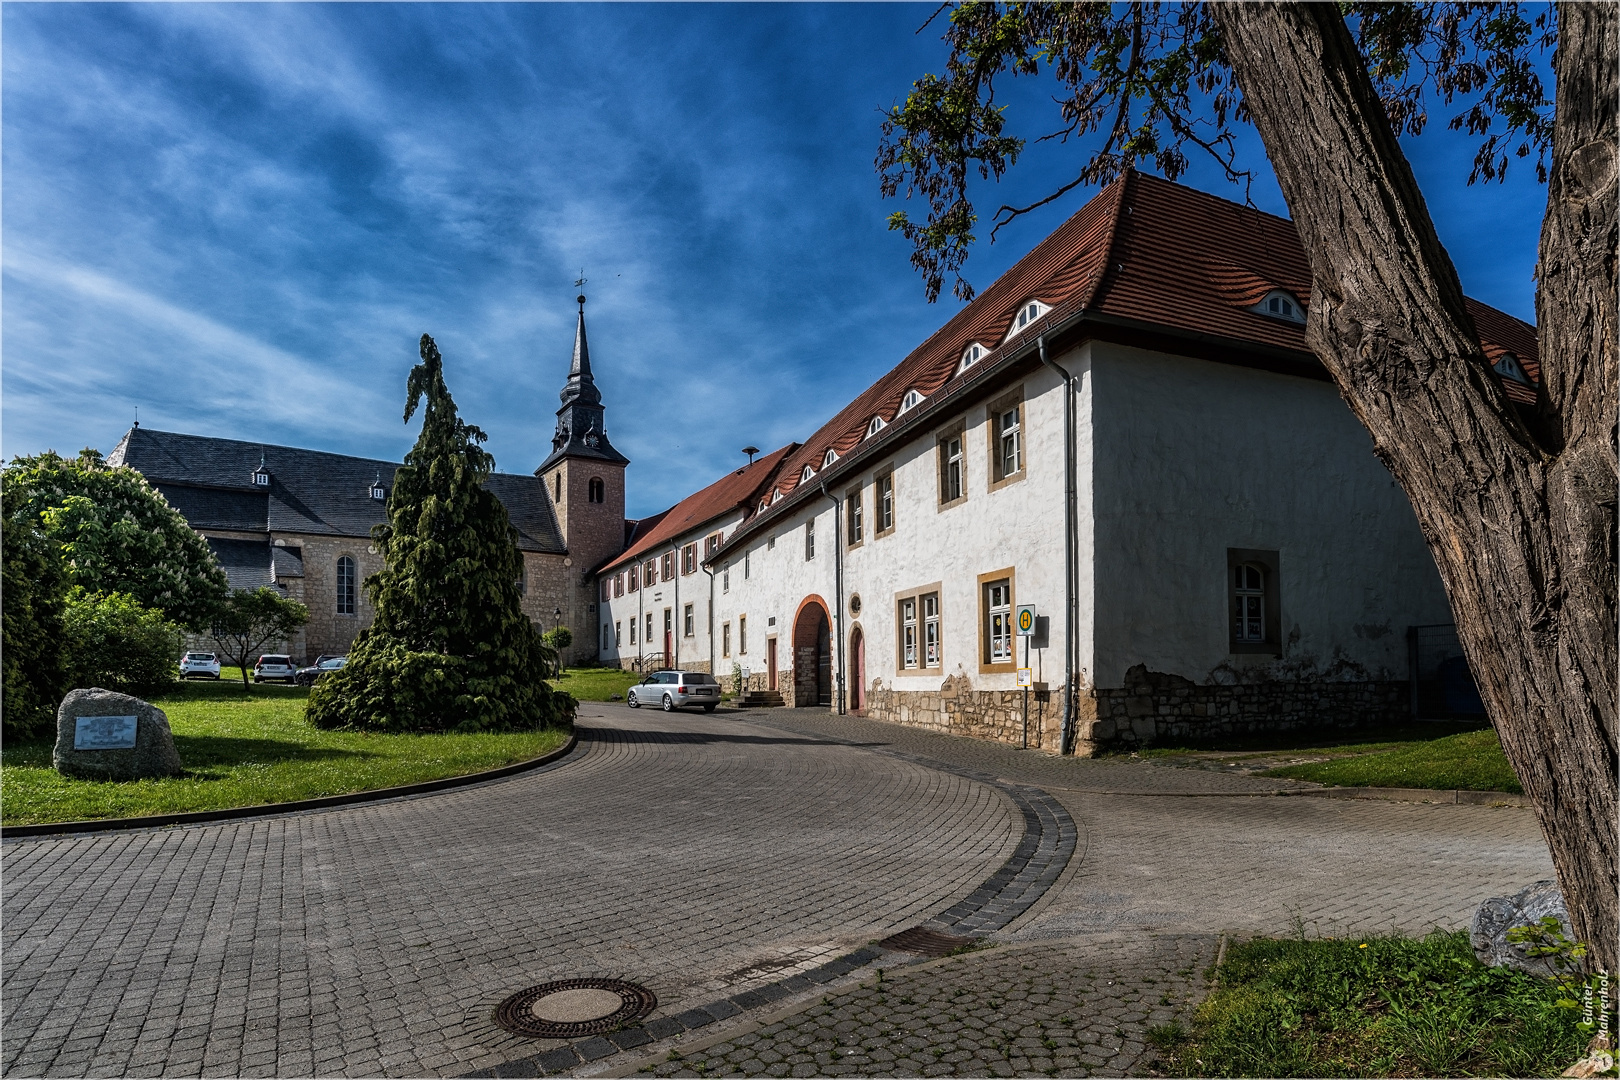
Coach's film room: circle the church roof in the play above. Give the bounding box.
[598,444,798,575]
[706,171,1540,556]
[109,426,567,555]
[537,296,629,471]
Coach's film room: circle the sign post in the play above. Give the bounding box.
[1016,605,1036,748]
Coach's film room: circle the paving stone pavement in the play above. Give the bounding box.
[624,933,1217,1079]
[2,703,1558,1079]
[2,708,1024,1078]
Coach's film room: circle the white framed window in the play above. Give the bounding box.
[772,490,783,504]
[923,593,940,667]
[684,604,695,637]
[336,556,357,616]
[877,471,895,533]
[628,565,639,592]
[723,622,732,657]
[846,484,863,545]
[899,388,925,413]
[739,614,748,654]
[958,342,986,373]
[805,519,815,561]
[614,572,624,597]
[369,477,386,500]
[723,566,730,593]
[682,543,696,574]
[992,396,1024,484]
[630,616,637,645]
[984,578,1013,664]
[744,550,751,579]
[1233,564,1265,643]
[1255,290,1306,324]
[1005,299,1050,340]
[645,559,657,585]
[662,552,674,581]
[614,621,622,647]
[901,597,918,669]
[645,612,653,642]
[940,432,964,504]
[823,448,838,467]
[866,416,885,438]
[1494,352,1533,386]
[801,464,815,484]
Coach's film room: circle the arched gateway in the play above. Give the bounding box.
[792,596,833,708]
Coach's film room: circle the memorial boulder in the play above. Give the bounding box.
[1470,879,1573,977]
[53,688,183,781]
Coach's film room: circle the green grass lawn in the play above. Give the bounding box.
[1,679,570,826]
[1262,727,1521,792]
[1149,930,1593,1077]
[548,665,640,702]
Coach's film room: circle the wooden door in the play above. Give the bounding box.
[767,638,778,691]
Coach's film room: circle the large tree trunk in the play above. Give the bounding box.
[1213,2,1617,971]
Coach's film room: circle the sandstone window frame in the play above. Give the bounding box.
[894,582,945,676]
[645,611,654,644]
[977,568,1018,673]
[336,555,357,616]
[739,614,748,655]
[937,420,967,509]
[614,622,622,648]
[723,621,732,657]
[1227,548,1282,656]
[875,465,896,538]
[630,616,638,645]
[987,388,1026,491]
[846,483,864,548]
[684,603,695,638]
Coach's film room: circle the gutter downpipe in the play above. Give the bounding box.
[702,561,716,676]
[1038,334,1080,755]
[820,480,846,715]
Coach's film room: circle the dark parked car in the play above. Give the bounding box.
[627,670,721,713]
[294,655,347,686]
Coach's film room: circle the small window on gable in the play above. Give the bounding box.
[899,389,924,414]
[866,416,886,438]
[958,343,986,373]
[823,448,838,467]
[771,489,783,504]
[369,475,386,500]
[1255,290,1306,324]
[801,464,815,484]
[1493,352,1534,386]
[1004,299,1050,340]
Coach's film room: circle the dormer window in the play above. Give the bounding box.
[1493,352,1534,386]
[772,490,783,504]
[899,389,925,414]
[801,464,815,484]
[1005,299,1050,340]
[251,456,270,487]
[958,343,986,373]
[1255,290,1306,324]
[369,475,386,500]
[866,416,886,438]
[823,448,838,467]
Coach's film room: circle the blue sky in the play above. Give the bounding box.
[3,3,1552,518]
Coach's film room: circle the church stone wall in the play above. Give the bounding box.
[286,535,383,661]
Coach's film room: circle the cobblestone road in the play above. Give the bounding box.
[2,708,1021,1078]
[2,704,1556,1079]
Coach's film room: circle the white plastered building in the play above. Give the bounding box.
[596,173,1540,754]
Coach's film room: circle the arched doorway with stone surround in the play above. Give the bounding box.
[849,626,865,714]
[791,595,833,709]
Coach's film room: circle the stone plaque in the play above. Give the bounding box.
[74,715,138,750]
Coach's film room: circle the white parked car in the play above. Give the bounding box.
[252,654,298,683]
[179,651,221,679]
[627,670,721,713]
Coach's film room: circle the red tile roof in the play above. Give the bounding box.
[605,172,1539,575]
[745,172,1538,512]
[600,444,797,573]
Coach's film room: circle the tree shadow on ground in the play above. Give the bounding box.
[171,735,378,769]
[579,727,886,749]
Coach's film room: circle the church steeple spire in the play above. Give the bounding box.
[561,294,601,406]
[538,293,628,473]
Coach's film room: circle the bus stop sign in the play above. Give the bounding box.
[1016,605,1036,636]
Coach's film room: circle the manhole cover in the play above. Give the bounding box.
[878,926,981,957]
[494,978,658,1038]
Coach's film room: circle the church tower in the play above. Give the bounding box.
[537,295,628,651]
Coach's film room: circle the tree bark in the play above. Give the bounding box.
[1213,2,1617,971]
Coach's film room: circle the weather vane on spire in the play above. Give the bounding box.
[574,268,587,290]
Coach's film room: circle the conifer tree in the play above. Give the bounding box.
[306,335,574,732]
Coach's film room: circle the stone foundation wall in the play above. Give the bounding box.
[864,674,1061,751]
[1084,664,1409,749]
